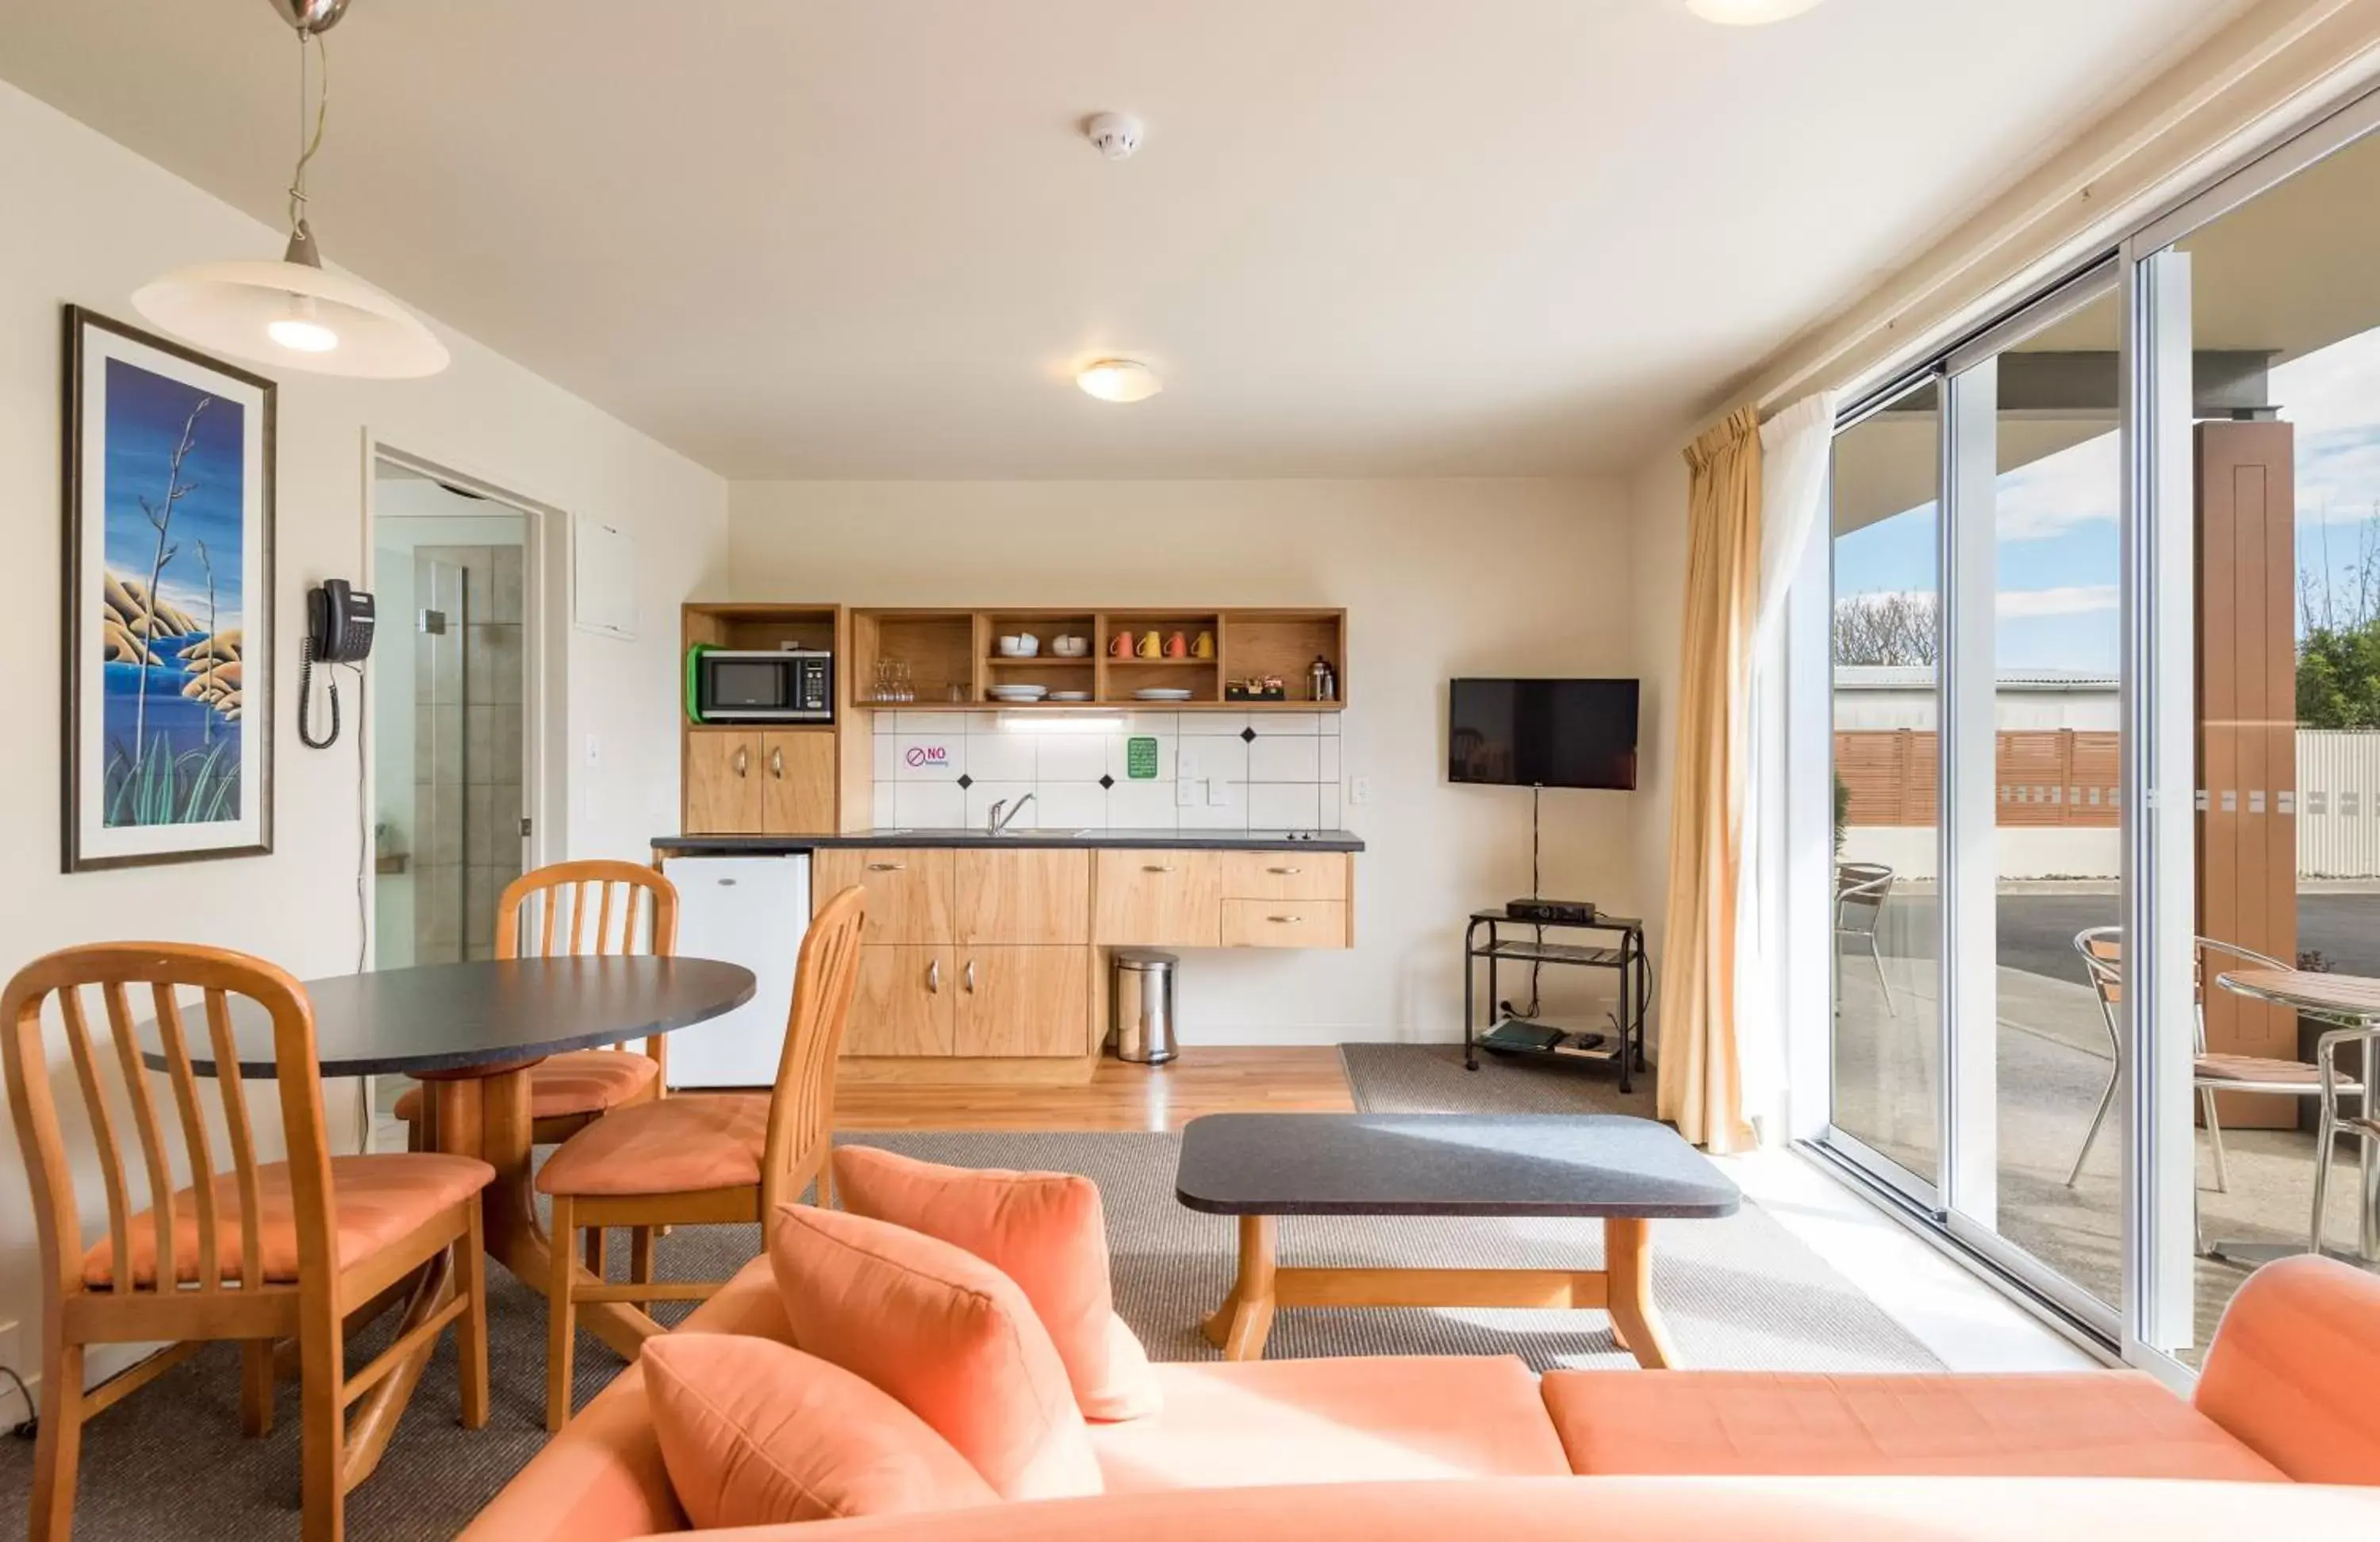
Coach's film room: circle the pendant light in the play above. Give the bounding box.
[133,0,448,378]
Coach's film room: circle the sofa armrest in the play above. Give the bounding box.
[459,1256,795,1542]
[2196,1254,2380,1483]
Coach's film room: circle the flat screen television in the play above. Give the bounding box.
[1448,677,1639,791]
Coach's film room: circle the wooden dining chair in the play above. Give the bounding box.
[2,942,494,1542]
[397,860,680,1150]
[534,885,866,1429]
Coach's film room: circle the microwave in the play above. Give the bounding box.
[695,648,835,723]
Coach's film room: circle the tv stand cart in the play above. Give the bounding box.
[1463,909,1649,1093]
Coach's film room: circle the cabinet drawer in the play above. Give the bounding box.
[812,848,955,944]
[957,849,1092,944]
[1093,850,1223,947]
[1219,851,1348,902]
[1221,899,1349,949]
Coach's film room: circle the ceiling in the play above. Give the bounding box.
[0,0,2262,480]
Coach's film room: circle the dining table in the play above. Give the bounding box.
[2216,967,2380,1263]
[141,953,754,1475]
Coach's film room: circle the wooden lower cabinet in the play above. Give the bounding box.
[1093,850,1223,946]
[843,946,956,1057]
[1221,899,1349,949]
[955,946,1088,1057]
[813,848,956,945]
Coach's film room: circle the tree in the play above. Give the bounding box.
[2299,513,2380,731]
[1833,590,1940,668]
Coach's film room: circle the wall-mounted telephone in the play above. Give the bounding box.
[300,579,376,748]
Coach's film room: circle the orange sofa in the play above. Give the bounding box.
[463,1253,2380,1540]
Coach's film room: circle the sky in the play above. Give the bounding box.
[1833,322,2380,676]
[102,357,246,635]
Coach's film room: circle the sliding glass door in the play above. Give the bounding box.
[1811,87,2380,1370]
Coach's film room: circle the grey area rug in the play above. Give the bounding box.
[0,1048,1937,1540]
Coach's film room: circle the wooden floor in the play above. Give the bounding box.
[835,1047,1356,1132]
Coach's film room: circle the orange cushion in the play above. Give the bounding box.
[643,1332,998,1526]
[1540,1371,2286,1481]
[394,1050,658,1123]
[766,1202,1103,1502]
[1089,1356,1571,1492]
[2197,1253,2380,1483]
[82,1153,493,1290]
[536,1093,769,1197]
[832,1145,1161,1421]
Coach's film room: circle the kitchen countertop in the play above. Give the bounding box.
[651,827,1365,853]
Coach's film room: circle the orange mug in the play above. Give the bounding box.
[1110,631,1133,658]
[1165,631,1188,658]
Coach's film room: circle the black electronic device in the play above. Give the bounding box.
[1447,677,1638,791]
[1507,897,1599,926]
[300,578,375,748]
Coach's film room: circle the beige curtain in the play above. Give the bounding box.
[1656,407,1762,1153]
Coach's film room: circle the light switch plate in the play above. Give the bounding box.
[1177,778,1201,806]
[1350,777,1372,805]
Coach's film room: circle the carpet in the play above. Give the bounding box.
[1,1054,1937,1540]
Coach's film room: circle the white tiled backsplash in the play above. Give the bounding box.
[870,712,1344,832]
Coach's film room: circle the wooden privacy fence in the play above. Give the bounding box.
[1837,729,2121,828]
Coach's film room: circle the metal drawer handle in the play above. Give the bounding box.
[771,747,785,778]
[733,747,749,777]
[964,958,977,992]
[1144,864,1177,873]
[927,959,940,993]
[866,861,906,872]
[1268,865,1302,875]
[1269,915,1303,924]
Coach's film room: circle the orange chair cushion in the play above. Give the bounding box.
[393,1050,658,1123]
[1089,1356,1572,1493]
[1539,1370,2285,1481]
[536,1093,769,1197]
[832,1145,1161,1421]
[2197,1253,2380,1483]
[643,1332,999,1527]
[82,1153,493,1290]
[766,1203,1104,1502]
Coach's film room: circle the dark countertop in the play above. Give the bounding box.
[651,827,1366,854]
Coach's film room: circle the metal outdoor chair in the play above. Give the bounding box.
[1835,862,1898,1017]
[2067,927,2360,1255]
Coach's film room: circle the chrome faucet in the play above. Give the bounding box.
[988,793,1036,834]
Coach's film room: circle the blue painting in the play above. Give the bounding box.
[67,309,274,871]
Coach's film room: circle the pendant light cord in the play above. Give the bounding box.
[288,30,331,235]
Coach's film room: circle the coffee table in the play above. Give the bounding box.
[1175,1113,1739,1368]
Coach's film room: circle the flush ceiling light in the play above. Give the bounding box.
[132,0,448,378]
[1686,0,1827,22]
[1077,359,1162,403]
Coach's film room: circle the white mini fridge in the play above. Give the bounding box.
[661,854,811,1087]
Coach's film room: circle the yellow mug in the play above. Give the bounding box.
[1138,630,1163,658]
[1193,631,1215,659]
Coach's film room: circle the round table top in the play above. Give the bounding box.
[142,956,758,1079]
[2217,969,2380,1020]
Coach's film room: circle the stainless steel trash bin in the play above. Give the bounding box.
[1111,949,1179,1064]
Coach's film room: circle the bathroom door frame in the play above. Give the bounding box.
[361,434,569,968]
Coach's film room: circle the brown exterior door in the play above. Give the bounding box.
[2195,420,2299,1126]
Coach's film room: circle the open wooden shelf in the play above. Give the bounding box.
[844,607,1343,711]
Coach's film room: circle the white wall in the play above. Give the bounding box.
[729,478,1641,1046]
[0,80,728,1379]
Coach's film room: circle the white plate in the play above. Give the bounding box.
[988,686,1049,700]
[1048,691,1092,701]
[1134,688,1196,700]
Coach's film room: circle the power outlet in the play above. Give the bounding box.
[1207,777,1231,806]
[1349,777,1372,806]
[1177,778,1201,807]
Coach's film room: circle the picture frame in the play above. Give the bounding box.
[62,305,276,872]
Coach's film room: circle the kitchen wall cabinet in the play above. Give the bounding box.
[760,731,837,836]
[953,946,1088,1057]
[684,731,765,834]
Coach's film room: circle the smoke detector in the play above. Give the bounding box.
[1084,113,1146,161]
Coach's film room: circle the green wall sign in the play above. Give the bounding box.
[1127,736,1159,780]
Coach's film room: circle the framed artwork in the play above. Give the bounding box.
[62,305,275,872]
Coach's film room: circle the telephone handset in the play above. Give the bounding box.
[299,579,375,748]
